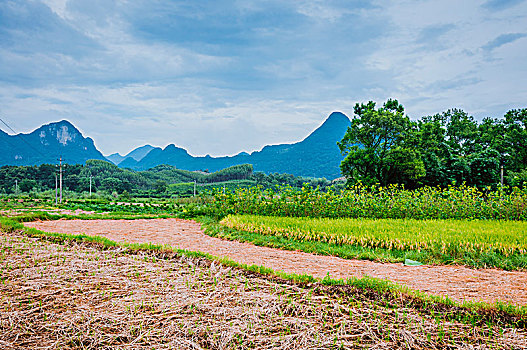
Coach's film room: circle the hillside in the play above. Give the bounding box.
[0,120,106,166]
[129,112,350,179]
[1,112,351,179]
[106,145,158,165]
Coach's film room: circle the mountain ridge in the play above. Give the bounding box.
[0,120,106,166]
[127,111,350,179]
[1,112,351,179]
[106,144,158,165]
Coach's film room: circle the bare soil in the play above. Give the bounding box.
[25,218,527,306]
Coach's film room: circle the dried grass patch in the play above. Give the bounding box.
[1,232,526,349]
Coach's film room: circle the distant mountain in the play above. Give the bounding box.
[1,113,351,178]
[129,112,350,179]
[126,145,157,161]
[106,153,126,165]
[118,156,140,169]
[0,120,106,166]
[106,144,158,165]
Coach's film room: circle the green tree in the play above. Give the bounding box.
[503,108,527,172]
[467,149,500,188]
[443,109,479,156]
[155,180,168,193]
[416,116,450,186]
[338,99,424,186]
[383,147,426,186]
[101,177,122,192]
[19,179,37,192]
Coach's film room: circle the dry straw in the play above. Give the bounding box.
[1,232,526,349]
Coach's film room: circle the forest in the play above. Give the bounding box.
[338,100,527,188]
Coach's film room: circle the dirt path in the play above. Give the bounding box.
[24,218,527,306]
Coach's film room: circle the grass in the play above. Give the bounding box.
[219,214,527,270]
[3,231,526,348]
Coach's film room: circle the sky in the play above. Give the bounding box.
[0,0,526,157]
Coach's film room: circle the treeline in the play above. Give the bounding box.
[0,161,253,195]
[339,100,527,188]
[0,160,337,196]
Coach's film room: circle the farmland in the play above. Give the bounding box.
[219,215,527,270]
[207,184,527,221]
[21,218,527,307]
[2,231,527,349]
[2,182,527,348]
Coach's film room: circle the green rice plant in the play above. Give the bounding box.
[220,215,527,269]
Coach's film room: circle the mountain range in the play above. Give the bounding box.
[0,112,351,179]
[106,145,158,165]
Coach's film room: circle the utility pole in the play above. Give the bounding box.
[500,165,504,187]
[194,180,197,197]
[59,156,63,203]
[15,179,18,195]
[55,174,58,205]
[89,174,93,197]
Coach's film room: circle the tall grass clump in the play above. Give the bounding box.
[206,183,527,221]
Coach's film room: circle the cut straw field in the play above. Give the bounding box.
[1,231,526,349]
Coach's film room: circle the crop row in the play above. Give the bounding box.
[221,215,527,262]
[206,184,527,221]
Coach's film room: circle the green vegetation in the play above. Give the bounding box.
[2,99,527,342]
[218,215,527,270]
[1,214,526,330]
[207,183,527,221]
[338,99,425,187]
[339,100,527,188]
[0,161,338,198]
[0,161,254,196]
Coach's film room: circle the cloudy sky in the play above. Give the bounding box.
[0,0,526,156]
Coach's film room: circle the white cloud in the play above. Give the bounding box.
[363,0,527,118]
[1,0,526,158]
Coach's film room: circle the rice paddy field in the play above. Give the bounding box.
[2,231,527,349]
[2,184,527,349]
[220,215,527,270]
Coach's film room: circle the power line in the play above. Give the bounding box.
[0,116,49,159]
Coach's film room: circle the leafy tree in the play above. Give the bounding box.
[507,169,527,188]
[442,109,479,156]
[155,180,168,193]
[446,156,470,186]
[338,99,424,186]
[383,147,426,187]
[19,179,37,192]
[502,108,527,172]
[467,149,500,187]
[101,177,122,193]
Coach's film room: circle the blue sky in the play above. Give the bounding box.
[0,0,526,156]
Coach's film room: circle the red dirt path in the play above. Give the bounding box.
[24,218,527,306]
